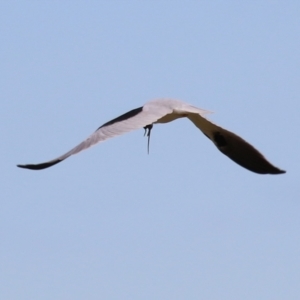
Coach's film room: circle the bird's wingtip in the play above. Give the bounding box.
[17,164,30,169]
[273,169,286,175]
[16,159,62,170]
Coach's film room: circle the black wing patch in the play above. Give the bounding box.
[17,159,63,170]
[97,106,143,130]
[213,130,285,174]
[213,132,227,147]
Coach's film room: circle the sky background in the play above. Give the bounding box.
[1,1,299,299]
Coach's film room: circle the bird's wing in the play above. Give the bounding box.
[17,104,172,170]
[187,113,285,174]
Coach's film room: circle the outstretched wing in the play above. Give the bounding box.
[17,104,172,170]
[187,113,285,174]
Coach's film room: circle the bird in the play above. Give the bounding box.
[17,98,285,174]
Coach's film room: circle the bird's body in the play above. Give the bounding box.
[17,99,285,174]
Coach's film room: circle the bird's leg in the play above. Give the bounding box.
[143,124,153,154]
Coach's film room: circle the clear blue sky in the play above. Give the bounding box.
[1,2,299,299]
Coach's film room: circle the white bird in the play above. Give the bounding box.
[17,99,285,174]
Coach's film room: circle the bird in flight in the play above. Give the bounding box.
[17,99,285,174]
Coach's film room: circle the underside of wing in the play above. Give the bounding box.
[187,113,285,174]
[17,105,169,170]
